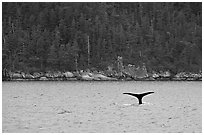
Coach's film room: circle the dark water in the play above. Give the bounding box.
[2,81,202,133]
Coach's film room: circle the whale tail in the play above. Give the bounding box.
[123,91,154,104]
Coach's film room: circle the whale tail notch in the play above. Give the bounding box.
[123,91,154,104]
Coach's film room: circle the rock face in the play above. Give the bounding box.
[39,76,48,81]
[11,73,23,79]
[91,73,117,81]
[81,74,94,80]
[63,72,74,78]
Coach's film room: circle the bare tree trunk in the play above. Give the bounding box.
[87,35,90,68]
[75,56,78,72]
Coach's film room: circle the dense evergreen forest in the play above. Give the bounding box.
[2,2,202,74]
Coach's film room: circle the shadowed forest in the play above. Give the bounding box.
[2,2,202,74]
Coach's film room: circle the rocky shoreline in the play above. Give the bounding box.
[2,70,202,81]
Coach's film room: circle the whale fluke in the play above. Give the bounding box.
[123,91,154,104]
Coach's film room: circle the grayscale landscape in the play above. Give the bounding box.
[2,2,202,133]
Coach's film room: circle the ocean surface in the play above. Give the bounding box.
[2,81,202,133]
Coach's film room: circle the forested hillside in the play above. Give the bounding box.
[2,2,202,73]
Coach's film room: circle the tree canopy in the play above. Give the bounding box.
[2,2,202,73]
